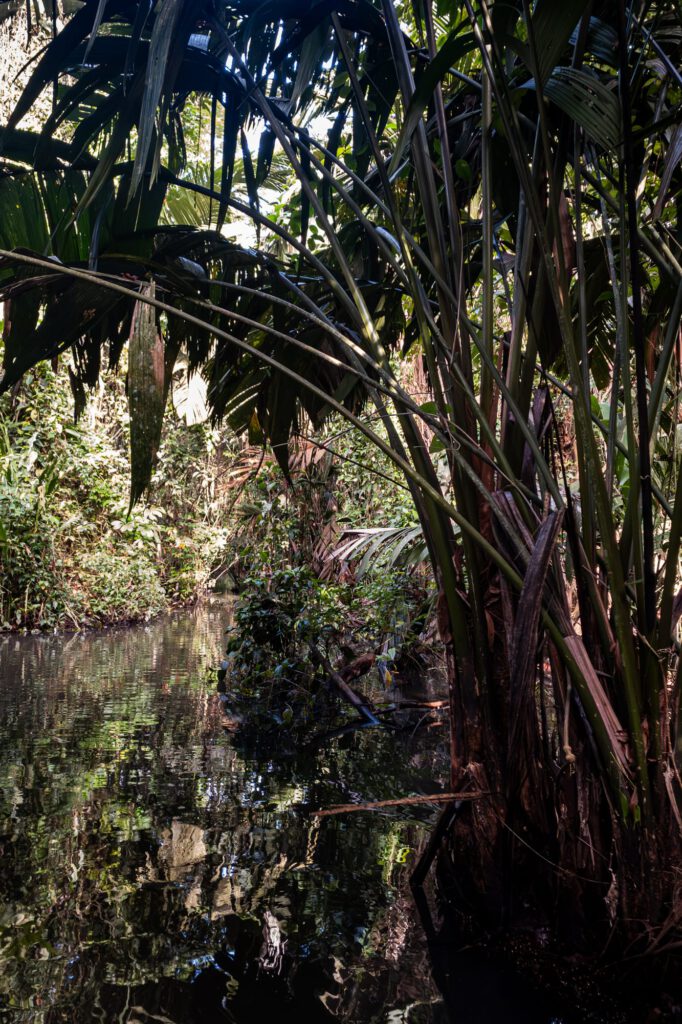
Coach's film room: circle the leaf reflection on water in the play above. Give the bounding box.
[0,598,449,1023]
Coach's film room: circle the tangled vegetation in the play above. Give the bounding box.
[0,357,232,628]
[0,0,681,983]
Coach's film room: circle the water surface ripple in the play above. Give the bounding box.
[0,598,451,1023]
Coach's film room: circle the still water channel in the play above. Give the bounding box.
[0,597,454,1023]
[0,598,587,1023]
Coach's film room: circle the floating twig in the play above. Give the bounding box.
[313,790,487,816]
[377,699,449,710]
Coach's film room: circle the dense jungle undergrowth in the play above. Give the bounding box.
[0,353,236,628]
[1,0,682,1016]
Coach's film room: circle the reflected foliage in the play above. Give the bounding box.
[0,599,447,1023]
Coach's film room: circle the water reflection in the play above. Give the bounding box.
[0,599,449,1023]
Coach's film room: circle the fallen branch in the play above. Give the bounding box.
[309,644,381,726]
[313,790,488,816]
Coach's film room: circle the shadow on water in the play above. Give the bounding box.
[0,599,578,1023]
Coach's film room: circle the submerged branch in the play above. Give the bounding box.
[309,644,381,727]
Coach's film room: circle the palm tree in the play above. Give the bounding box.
[1,0,681,952]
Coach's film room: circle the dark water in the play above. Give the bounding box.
[2,599,634,1024]
[0,598,458,1023]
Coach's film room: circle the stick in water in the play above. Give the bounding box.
[313,790,487,816]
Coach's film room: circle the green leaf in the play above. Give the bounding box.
[542,67,621,151]
[128,281,165,507]
[454,158,471,182]
[0,126,93,171]
[75,84,143,216]
[130,0,186,197]
[290,21,330,110]
[389,29,477,174]
[570,16,618,68]
[124,0,154,82]
[83,0,112,63]
[529,0,591,85]
[653,123,682,220]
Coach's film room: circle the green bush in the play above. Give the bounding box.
[73,548,166,623]
[225,565,347,694]
[0,489,67,628]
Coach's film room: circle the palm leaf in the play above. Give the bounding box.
[542,67,621,151]
[128,280,165,506]
[330,525,431,577]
